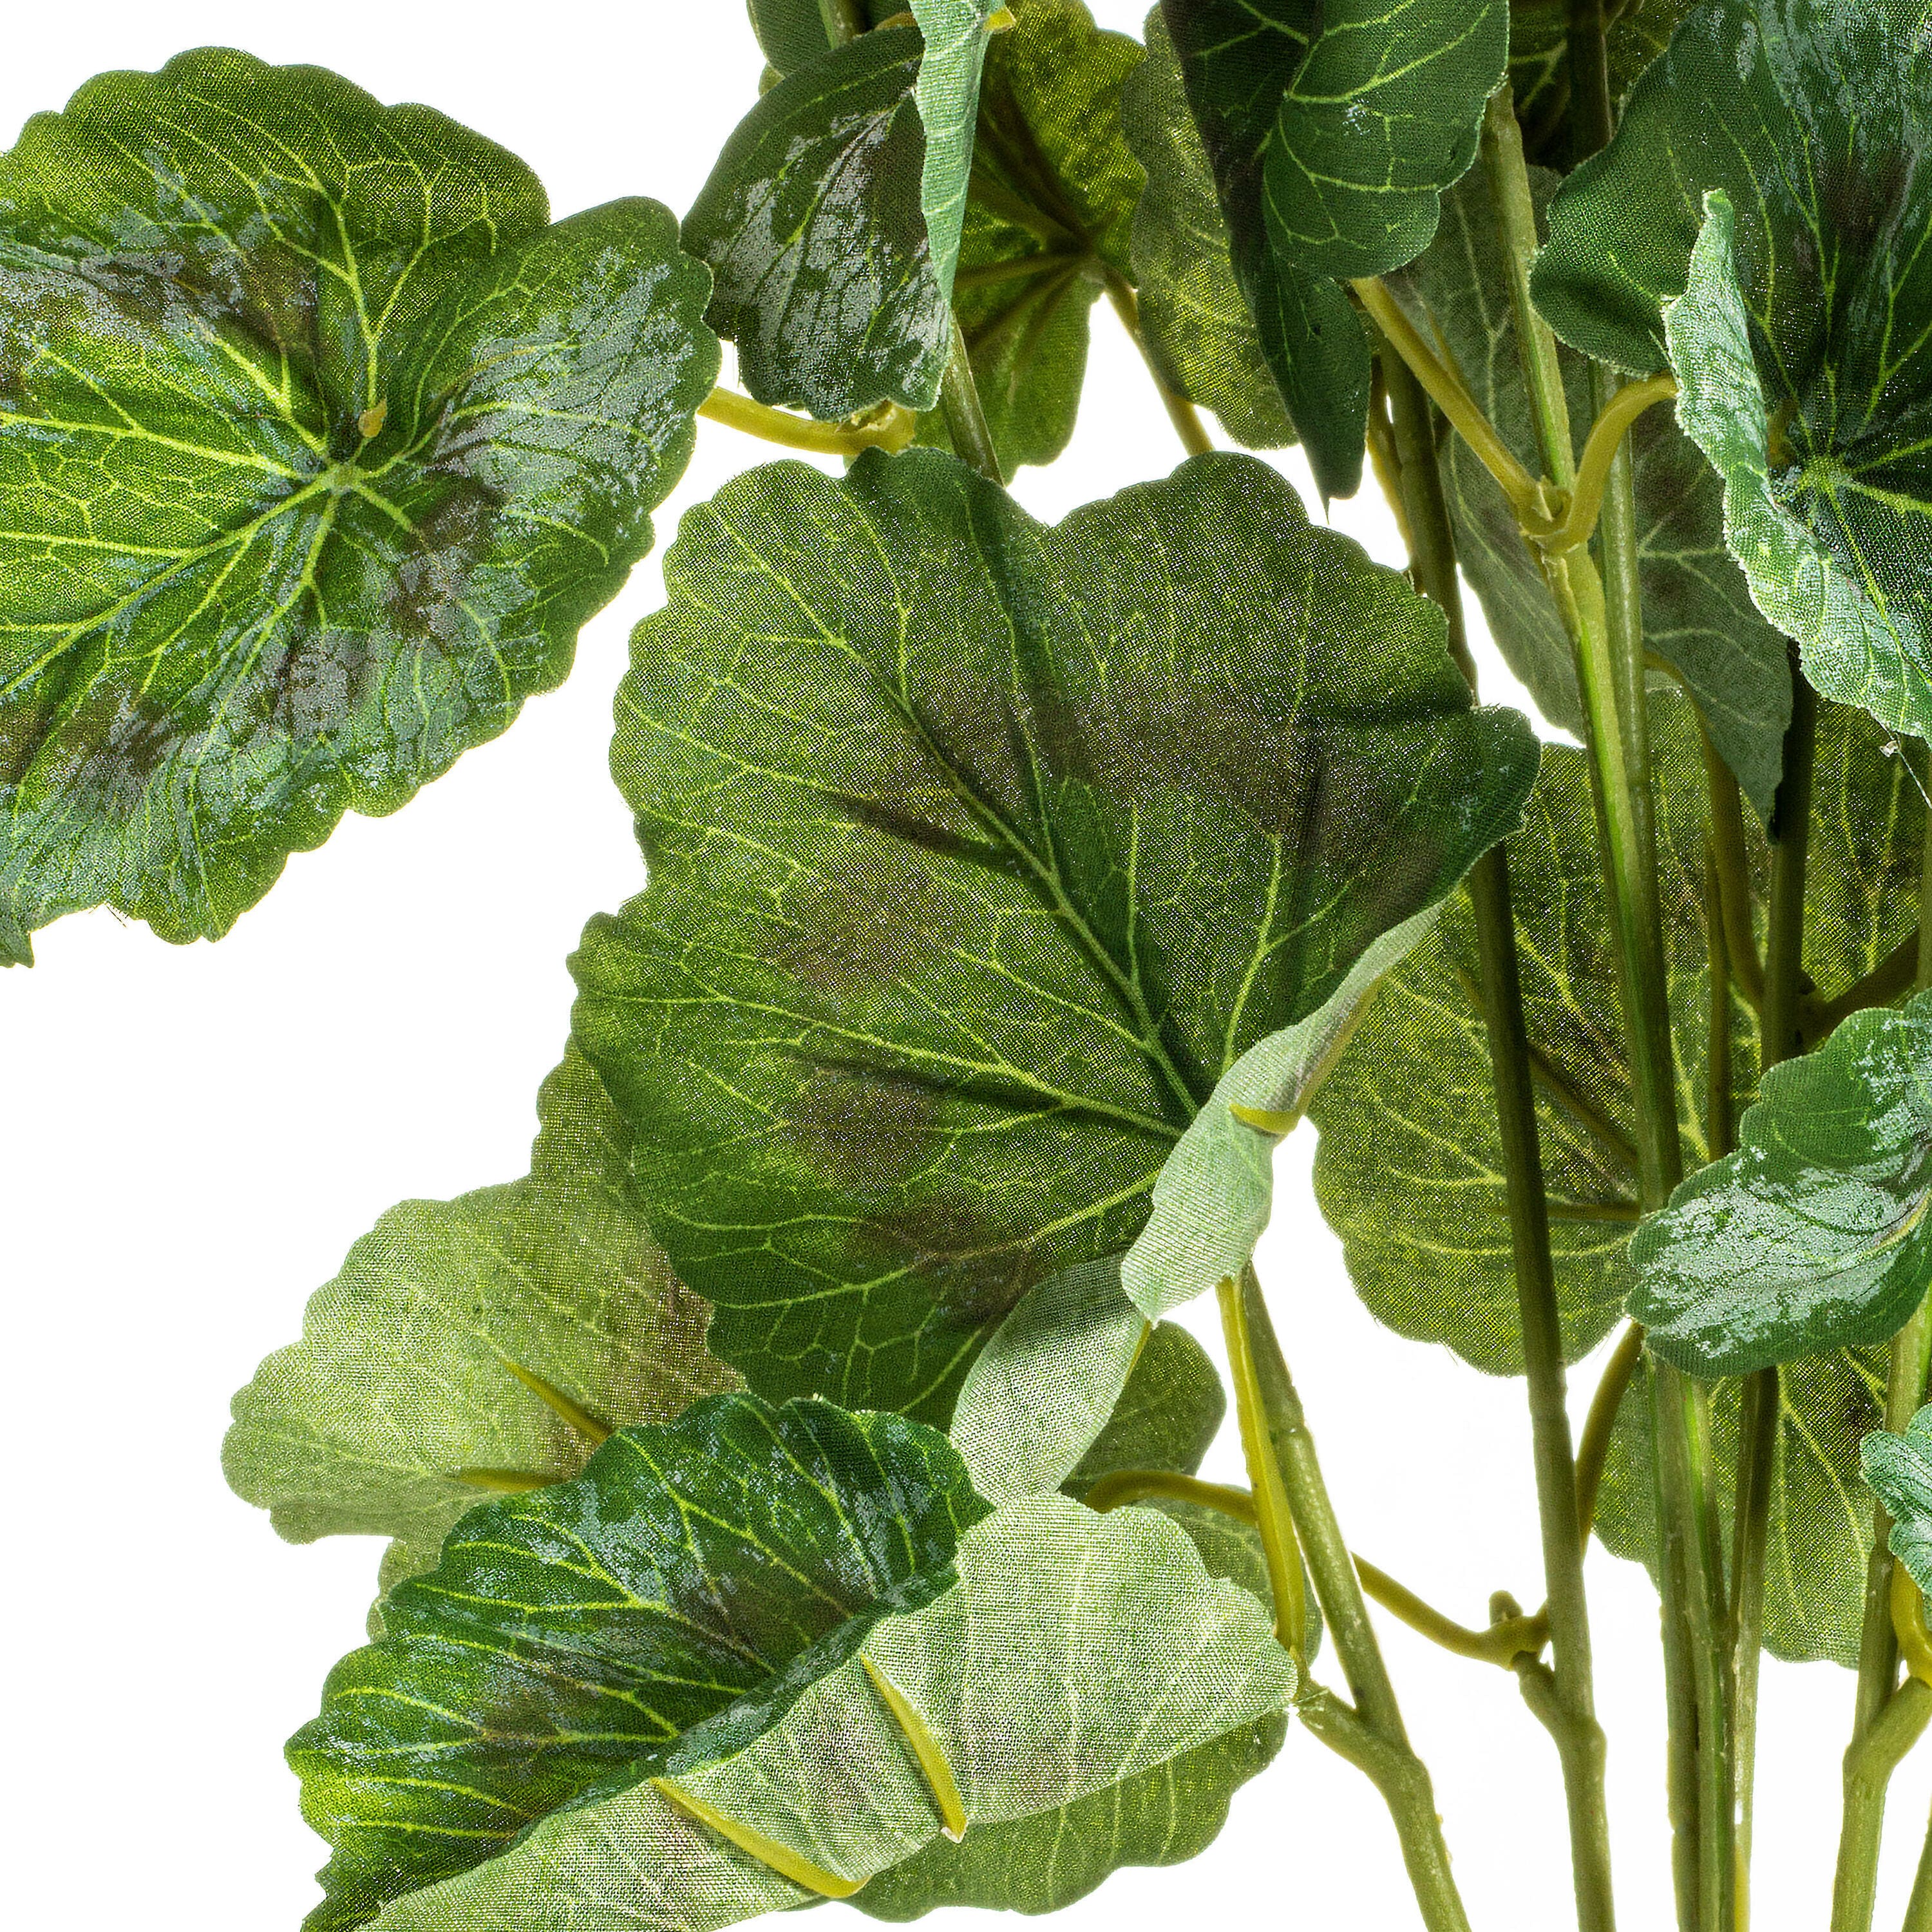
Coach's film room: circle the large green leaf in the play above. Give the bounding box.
[917,0,1144,473]
[223,1045,736,1591]
[1387,164,1790,815]
[1632,991,1932,1376]
[1309,700,1724,1372]
[1864,1405,1932,1591]
[298,1457,1294,1932]
[1161,0,1507,497]
[1531,0,1932,744]
[292,1392,990,1931]
[1598,1347,1888,1666]
[571,448,1537,1421]
[688,5,1003,422]
[1120,8,1294,450]
[0,50,716,960]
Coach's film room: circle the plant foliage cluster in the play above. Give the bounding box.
[14,3,1932,1928]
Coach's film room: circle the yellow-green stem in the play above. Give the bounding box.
[699,387,916,457]
[1103,274,1214,459]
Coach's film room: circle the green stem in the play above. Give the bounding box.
[699,386,916,457]
[1760,654,1817,1067]
[1103,274,1214,459]
[1699,722,1766,1015]
[1239,1274,1473,1932]
[1566,0,1615,167]
[1217,1270,1307,1657]
[1832,790,1932,1931]
[819,0,867,44]
[1703,845,1736,1160]
[1381,336,1615,1932]
[1833,1680,1932,1932]
[939,314,1004,484]
[1483,75,1724,1932]
[1906,1804,1932,1932]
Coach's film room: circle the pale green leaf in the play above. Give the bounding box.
[1863,1404,1932,1592]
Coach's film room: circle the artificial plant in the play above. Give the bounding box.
[8,2,1932,1928]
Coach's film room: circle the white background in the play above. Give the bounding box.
[0,5,1920,1927]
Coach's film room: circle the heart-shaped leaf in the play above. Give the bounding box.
[570,448,1537,1421]
[223,1045,736,1594]
[917,0,1144,473]
[294,1417,1293,1932]
[1160,0,1507,497]
[1632,990,1932,1376]
[1387,164,1790,815]
[1531,0,1932,743]
[1121,7,1294,450]
[687,4,1005,421]
[0,50,717,959]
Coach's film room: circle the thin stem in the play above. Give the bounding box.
[1381,324,1615,1932]
[1897,1564,1932,1688]
[1808,937,1920,1045]
[1577,1323,1645,1541]
[1218,1270,1307,1656]
[1760,653,1817,1067]
[1566,0,1615,166]
[1541,375,1678,554]
[939,314,1005,483]
[1352,274,1549,527]
[1103,273,1214,459]
[1907,1806,1932,1932]
[819,0,867,44]
[1699,722,1767,1014]
[1240,1274,1474,1932]
[699,387,916,457]
[1084,1469,1546,1669]
[1833,1680,1932,1932]
[1704,844,1737,1160]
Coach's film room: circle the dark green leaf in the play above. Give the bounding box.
[1161,0,1506,497]
[1531,0,1932,743]
[298,1465,1294,1932]
[1863,1405,1932,1591]
[571,448,1537,1419]
[690,5,1003,421]
[292,1392,989,1931]
[1121,8,1295,450]
[1598,1348,1886,1666]
[1387,163,1790,815]
[917,0,1144,473]
[223,1045,736,1593]
[0,50,716,958]
[1632,991,1932,1376]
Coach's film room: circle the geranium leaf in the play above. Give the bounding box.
[1531,0,1932,743]
[1387,164,1790,815]
[1631,991,1932,1376]
[570,448,1537,1421]
[1863,1405,1932,1591]
[688,5,1003,421]
[917,0,1144,473]
[0,50,715,959]
[291,1392,990,1931]
[294,1441,1294,1932]
[223,1045,737,1593]
[1600,1348,1887,1667]
[1160,0,1506,497]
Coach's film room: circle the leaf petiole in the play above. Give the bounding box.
[699,388,918,457]
[651,1777,864,1898]
[862,1657,968,1839]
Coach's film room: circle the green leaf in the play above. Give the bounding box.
[1309,699,1723,1372]
[916,0,1145,473]
[947,1256,1148,1502]
[690,5,1002,421]
[0,50,716,958]
[1162,0,1506,497]
[1631,990,1932,1376]
[1863,1405,1932,1591]
[1124,902,1443,1318]
[1386,164,1790,815]
[1531,0,1932,744]
[223,1045,737,1592]
[571,448,1538,1420]
[292,1392,990,1931]
[298,1466,1295,1932]
[1598,1348,1886,1667]
[1064,1318,1225,1497]
[851,1717,1285,1918]
[1121,8,1296,450]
